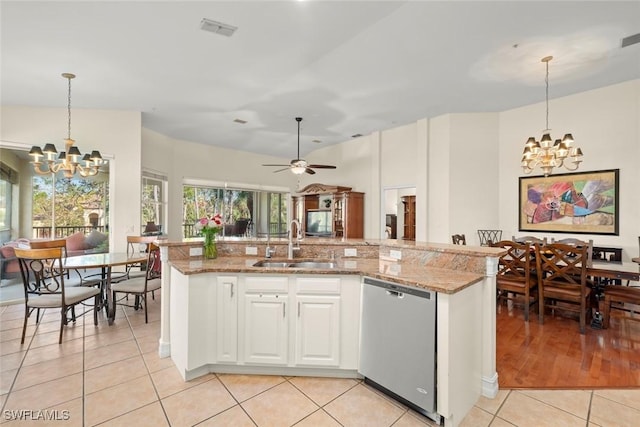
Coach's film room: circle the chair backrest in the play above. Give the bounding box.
[145,243,161,281]
[493,240,532,284]
[478,229,502,246]
[512,235,547,245]
[14,247,66,300]
[552,238,593,268]
[29,238,69,257]
[451,234,466,245]
[535,242,588,286]
[126,235,158,256]
[235,218,250,236]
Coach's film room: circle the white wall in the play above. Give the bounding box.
[4,80,638,258]
[498,80,640,259]
[1,105,141,252]
[141,130,300,241]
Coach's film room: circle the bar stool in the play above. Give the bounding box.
[477,229,502,246]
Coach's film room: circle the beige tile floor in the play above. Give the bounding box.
[1,295,639,426]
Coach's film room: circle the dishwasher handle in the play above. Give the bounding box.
[386,290,404,298]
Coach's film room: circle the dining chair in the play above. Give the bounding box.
[512,235,547,245]
[111,242,161,323]
[550,238,593,267]
[534,242,592,334]
[601,286,640,328]
[29,239,101,288]
[125,235,158,279]
[492,240,537,321]
[477,229,502,246]
[14,247,101,344]
[451,234,466,245]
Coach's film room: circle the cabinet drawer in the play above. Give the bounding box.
[245,276,288,293]
[296,277,341,294]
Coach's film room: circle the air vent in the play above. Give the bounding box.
[233,119,247,124]
[200,18,237,37]
[351,133,363,138]
[621,33,640,48]
[312,139,322,143]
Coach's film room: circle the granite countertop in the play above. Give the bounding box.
[168,256,484,295]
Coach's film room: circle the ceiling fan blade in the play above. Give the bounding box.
[262,164,290,167]
[273,167,291,173]
[307,164,337,169]
[304,168,316,175]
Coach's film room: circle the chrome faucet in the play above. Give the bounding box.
[265,231,276,258]
[288,219,302,259]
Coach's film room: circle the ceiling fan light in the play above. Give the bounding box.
[291,166,306,175]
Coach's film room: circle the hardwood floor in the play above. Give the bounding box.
[496,301,640,389]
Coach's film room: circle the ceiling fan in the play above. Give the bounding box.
[262,117,337,175]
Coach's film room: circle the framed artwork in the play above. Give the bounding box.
[519,169,619,235]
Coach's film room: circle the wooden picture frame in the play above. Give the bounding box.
[519,169,619,235]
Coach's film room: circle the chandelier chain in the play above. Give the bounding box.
[545,59,549,131]
[67,75,72,140]
[520,55,583,177]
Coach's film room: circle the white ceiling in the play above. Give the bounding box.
[2,1,639,160]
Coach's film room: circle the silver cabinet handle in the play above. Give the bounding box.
[283,302,286,318]
[298,301,300,318]
[230,283,234,299]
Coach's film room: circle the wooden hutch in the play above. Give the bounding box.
[293,183,364,239]
[401,195,416,240]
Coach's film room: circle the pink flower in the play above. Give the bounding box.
[194,214,223,234]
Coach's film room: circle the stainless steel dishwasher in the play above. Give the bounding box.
[359,277,441,424]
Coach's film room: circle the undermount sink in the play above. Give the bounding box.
[289,261,338,269]
[252,260,338,269]
[252,261,292,268]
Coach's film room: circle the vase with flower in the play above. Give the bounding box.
[194,214,223,259]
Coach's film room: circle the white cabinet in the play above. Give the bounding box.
[295,295,341,366]
[171,269,361,378]
[295,277,341,366]
[242,276,289,365]
[215,276,238,363]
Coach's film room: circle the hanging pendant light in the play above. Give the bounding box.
[521,56,583,177]
[28,73,103,179]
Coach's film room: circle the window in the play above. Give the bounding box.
[0,162,18,242]
[142,172,168,234]
[32,173,109,239]
[182,182,288,239]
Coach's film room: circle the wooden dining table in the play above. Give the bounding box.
[62,252,147,324]
[587,260,640,284]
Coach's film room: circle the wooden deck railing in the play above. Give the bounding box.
[32,226,108,239]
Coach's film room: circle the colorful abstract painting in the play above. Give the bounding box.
[519,169,619,235]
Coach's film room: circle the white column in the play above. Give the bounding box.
[482,256,499,397]
[158,246,171,358]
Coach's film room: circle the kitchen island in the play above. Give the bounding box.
[157,238,503,427]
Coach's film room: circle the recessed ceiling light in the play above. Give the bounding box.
[233,119,247,124]
[200,18,237,37]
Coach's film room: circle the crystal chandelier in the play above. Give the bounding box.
[28,73,103,178]
[521,56,583,177]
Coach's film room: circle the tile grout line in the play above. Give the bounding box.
[124,305,173,426]
[212,372,260,426]
[285,376,348,426]
[0,306,38,416]
[586,390,594,426]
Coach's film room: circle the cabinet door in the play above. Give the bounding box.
[243,294,288,365]
[295,295,341,366]
[216,276,238,363]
